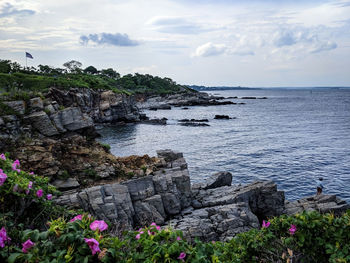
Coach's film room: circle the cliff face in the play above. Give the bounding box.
[48,88,140,123]
[0,87,158,182]
[0,87,141,142]
[56,149,350,242]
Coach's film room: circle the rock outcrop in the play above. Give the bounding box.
[0,87,143,142]
[136,92,236,109]
[55,150,350,242]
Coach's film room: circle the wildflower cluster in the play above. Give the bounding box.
[0,153,56,202]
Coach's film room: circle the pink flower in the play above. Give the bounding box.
[12,160,20,173]
[36,189,43,198]
[156,225,161,231]
[147,230,155,236]
[289,224,297,235]
[0,227,11,248]
[0,153,6,160]
[178,252,186,260]
[46,194,52,200]
[28,181,33,189]
[13,184,18,192]
[84,238,101,255]
[0,170,7,186]
[262,220,271,228]
[25,189,30,195]
[22,239,34,253]
[69,215,82,222]
[29,172,34,175]
[176,236,181,241]
[90,220,108,232]
[135,234,141,240]
[150,222,157,227]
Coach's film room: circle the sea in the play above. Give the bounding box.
[97,89,350,202]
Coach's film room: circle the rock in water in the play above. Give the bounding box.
[214,115,231,119]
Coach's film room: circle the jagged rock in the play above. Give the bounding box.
[3,101,25,115]
[157,149,183,163]
[162,193,182,215]
[192,181,285,218]
[178,119,209,122]
[284,194,350,216]
[77,183,135,228]
[53,107,94,131]
[134,195,166,226]
[122,176,155,201]
[29,97,44,111]
[44,104,56,114]
[0,117,4,126]
[52,178,80,190]
[193,171,232,190]
[25,111,59,136]
[214,115,230,119]
[178,122,210,127]
[149,104,171,110]
[48,87,141,124]
[141,118,167,125]
[52,150,349,242]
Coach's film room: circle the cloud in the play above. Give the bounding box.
[272,26,337,54]
[79,32,139,46]
[0,3,35,18]
[192,42,227,57]
[231,49,255,56]
[148,16,213,34]
[310,41,337,53]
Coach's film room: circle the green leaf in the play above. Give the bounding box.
[8,253,22,263]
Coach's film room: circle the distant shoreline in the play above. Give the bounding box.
[188,85,350,91]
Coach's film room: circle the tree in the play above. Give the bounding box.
[0,60,11,73]
[84,65,98,75]
[63,60,82,73]
[100,68,120,79]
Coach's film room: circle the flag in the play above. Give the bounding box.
[25,52,33,59]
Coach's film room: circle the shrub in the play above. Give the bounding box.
[1,153,350,262]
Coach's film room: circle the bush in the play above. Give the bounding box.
[1,153,350,262]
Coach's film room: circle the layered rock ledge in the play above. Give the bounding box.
[56,150,350,242]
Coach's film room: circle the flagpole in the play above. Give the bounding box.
[25,51,27,68]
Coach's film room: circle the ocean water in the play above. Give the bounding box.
[97,89,350,202]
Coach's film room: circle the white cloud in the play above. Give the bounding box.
[147,16,220,34]
[0,0,349,86]
[310,41,337,53]
[192,42,227,57]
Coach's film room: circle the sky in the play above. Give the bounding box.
[0,0,350,87]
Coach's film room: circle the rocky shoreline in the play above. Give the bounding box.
[1,87,348,242]
[56,149,350,242]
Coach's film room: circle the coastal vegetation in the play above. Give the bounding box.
[1,154,350,262]
[0,59,193,101]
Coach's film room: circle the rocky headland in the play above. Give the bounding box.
[1,86,348,243]
[55,149,349,242]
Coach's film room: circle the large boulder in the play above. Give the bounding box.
[3,101,25,115]
[77,183,135,229]
[284,194,350,216]
[170,202,259,242]
[24,111,59,136]
[122,176,155,201]
[51,107,94,131]
[52,178,80,191]
[193,171,232,190]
